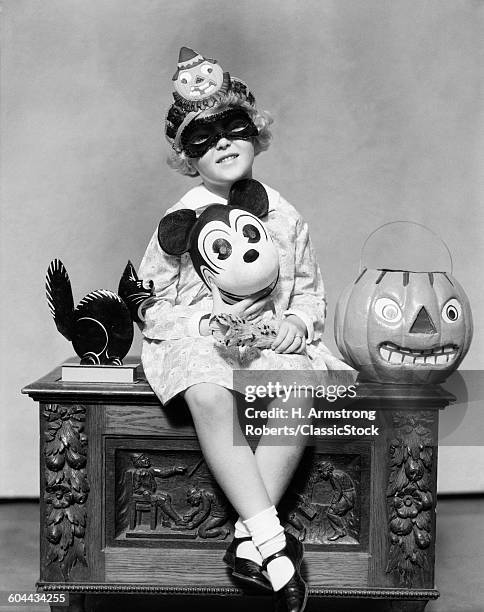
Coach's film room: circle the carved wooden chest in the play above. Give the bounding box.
[22,364,452,612]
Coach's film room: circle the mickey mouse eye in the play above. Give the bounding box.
[212,238,232,260]
[375,298,402,323]
[442,299,462,323]
[200,64,213,75]
[242,224,260,243]
[179,71,192,85]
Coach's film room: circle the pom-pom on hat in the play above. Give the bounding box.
[166,46,256,152]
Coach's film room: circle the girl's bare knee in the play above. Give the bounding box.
[184,383,234,422]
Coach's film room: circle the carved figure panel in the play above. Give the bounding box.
[114,450,231,541]
[280,452,362,545]
[111,446,367,548]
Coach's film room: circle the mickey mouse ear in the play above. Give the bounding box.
[228,179,269,218]
[158,209,197,255]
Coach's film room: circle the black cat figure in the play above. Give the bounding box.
[46,259,154,366]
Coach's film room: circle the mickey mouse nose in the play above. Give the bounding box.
[243,249,259,263]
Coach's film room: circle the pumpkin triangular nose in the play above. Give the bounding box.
[410,306,437,334]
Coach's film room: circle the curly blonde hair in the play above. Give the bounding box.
[166,95,273,177]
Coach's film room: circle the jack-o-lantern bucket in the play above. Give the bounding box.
[334,222,473,384]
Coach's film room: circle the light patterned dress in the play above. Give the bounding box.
[139,182,354,404]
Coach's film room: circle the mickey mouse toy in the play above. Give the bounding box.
[158,178,281,348]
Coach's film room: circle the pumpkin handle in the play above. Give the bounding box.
[359,220,453,274]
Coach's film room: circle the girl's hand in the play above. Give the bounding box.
[211,281,271,320]
[199,281,271,336]
[271,314,307,354]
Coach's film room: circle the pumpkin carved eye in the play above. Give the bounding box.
[375,298,402,323]
[442,299,462,323]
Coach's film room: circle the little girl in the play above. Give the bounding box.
[139,47,353,612]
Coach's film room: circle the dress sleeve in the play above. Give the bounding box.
[137,229,210,340]
[284,215,327,344]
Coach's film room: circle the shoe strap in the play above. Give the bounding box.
[261,547,288,573]
[235,536,252,543]
[233,535,254,557]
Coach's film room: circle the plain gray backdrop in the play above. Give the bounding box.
[1,0,483,496]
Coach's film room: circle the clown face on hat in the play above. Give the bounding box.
[173,47,227,101]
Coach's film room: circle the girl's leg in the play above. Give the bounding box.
[254,392,313,506]
[248,391,312,600]
[184,382,272,519]
[185,383,307,606]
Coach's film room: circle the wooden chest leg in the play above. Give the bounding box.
[388,600,428,612]
[51,593,85,612]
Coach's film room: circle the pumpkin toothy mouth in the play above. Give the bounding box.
[378,342,459,366]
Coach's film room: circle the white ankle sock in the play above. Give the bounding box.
[265,556,296,592]
[234,518,262,565]
[243,506,295,591]
[234,518,251,539]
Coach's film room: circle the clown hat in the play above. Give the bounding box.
[172,46,217,81]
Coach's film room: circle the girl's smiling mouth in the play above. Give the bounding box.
[216,153,239,164]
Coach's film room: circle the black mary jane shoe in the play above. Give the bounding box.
[223,536,272,591]
[273,573,308,612]
[261,532,308,612]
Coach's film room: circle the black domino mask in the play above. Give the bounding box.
[180,108,258,159]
